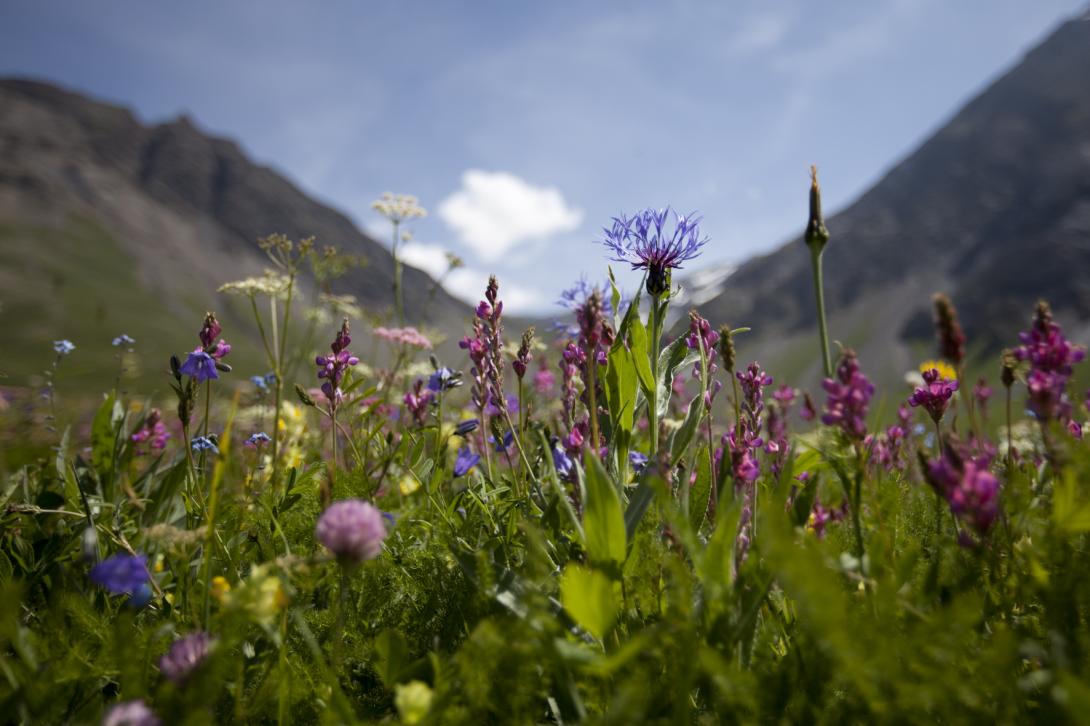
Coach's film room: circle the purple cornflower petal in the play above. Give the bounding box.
[600,207,707,295]
[89,553,150,596]
[316,499,388,563]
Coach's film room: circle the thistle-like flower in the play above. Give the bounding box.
[315,499,388,563]
[909,368,959,424]
[601,207,707,296]
[159,632,213,685]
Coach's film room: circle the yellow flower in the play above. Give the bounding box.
[395,681,434,724]
[153,554,165,573]
[399,476,421,496]
[211,576,232,601]
[919,360,957,381]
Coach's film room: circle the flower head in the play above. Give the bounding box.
[112,334,136,347]
[600,207,707,295]
[371,192,427,223]
[316,319,360,411]
[53,340,76,356]
[404,379,434,426]
[179,350,218,382]
[923,443,1000,535]
[198,312,222,350]
[245,432,271,448]
[932,294,967,366]
[159,632,213,685]
[90,553,150,596]
[909,368,959,424]
[374,326,432,349]
[821,349,874,440]
[103,699,161,726]
[427,366,462,393]
[454,419,479,436]
[1013,301,1085,423]
[190,436,219,455]
[454,446,480,477]
[316,499,388,563]
[131,409,170,452]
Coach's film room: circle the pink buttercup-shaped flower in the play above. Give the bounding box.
[316,499,388,564]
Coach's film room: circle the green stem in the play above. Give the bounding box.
[332,566,348,672]
[648,294,664,458]
[809,245,833,378]
[392,220,404,325]
[587,357,601,456]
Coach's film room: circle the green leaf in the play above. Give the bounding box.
[628,316,655,395]
[91,392,123,484]
[583,450,626,567]
[688,445,713,533]
[624,474,657,542]
[605,344,637,442]
[656,336,699,420]
[670,392,705,463]
[375,629,410,687]
[560,564,619,640]
[1054,469,1090,533]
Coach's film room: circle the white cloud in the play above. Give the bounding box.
[444,267,549,316]
[399,242,453,278]
[437,170,583,261]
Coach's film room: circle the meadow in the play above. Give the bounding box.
[2,181,1090,725]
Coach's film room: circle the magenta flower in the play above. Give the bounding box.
[159,632,213,685]
[909,368,959,424]
[316,319,360,411]
[533,362,556,394]
[1013,302,1085,424]
[131,408,170,452]
[821,350,874,440]
[403,379,434,426]
[316,499,388,563]
[198,313,222,349]
[460,276,506,416]
[924,446,1000,535]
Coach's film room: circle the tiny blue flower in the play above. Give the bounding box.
[629,451,649,474]
[191,436,220,455]
[490,430,514,453]
[53,340,76,356]
[454,447,480,477]
[552,446,574,481]
[111,334,136,347]
[250,374,269,390]
[89,553,150,595]
[179,350,218,382]
[428,367,462,393]
[245,432,271,447]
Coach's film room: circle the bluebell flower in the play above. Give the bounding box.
[600,207,707,295]
[53,340,76,356]
[428,367,463,393]
[128,582,153,609]
[455,419,480,436]
[552,446,574,481]
[191,436,219,455]
[490,430,514,452]
[454,447,480,477]
[111,334,136,347]
[179,350,218,382]
[89,553,150,595]
[245,432,271,447]
[250,375,269,390]
[629,451,649,475]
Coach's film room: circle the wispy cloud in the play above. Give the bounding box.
[437,170,583,262]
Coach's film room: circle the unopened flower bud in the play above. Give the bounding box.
[804,165,830,250]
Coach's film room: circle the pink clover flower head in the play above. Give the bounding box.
[316,499,388,563]
[374,326,433,349]
[159,632,213,685]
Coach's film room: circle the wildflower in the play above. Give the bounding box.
[53,339,76,355]
[717,325,737,375]
[932,294,967,366]
[316,499,388,564]
[556,277,620,337]
[427,366,462,393]
[909,368,959,424]
[688,311,722,408]
[1012,301,1085,423]
[552,444,575,481]
[131,408,170,452]
[218,270,291,298]
[629,450,649,475]
[250,374,269,390]
[222,564,288,626]
[103,699,161,726]
[513,327,534,379]
[919,359,957,381]
[974,378,993,409]
[491,430,514,452]
[804,165,830,251]
[404,379,434,426]
[808,501,847,539]
[395,680,434,725]
[244,432,271,448]
[601,207,707,296]
[112,334,136,347]
[210,339,231,360]
[923,443,1000,535]
[198,313,222,350]
[371,192,427,222]
[316,319,360,412]
[800,392,817,422]
[210,576,232,601]
[533,361,556,394]
[399,475,421,495]
[821,349,875,440]
[374,326,432,349]
[459,276,506,415]
[453,447,480,477]
[190,436,219,455]
[159,632,213,685]
[179,350,218,382]
[737,362,773,429]
[454,419,479,436]
[90,553,150,596]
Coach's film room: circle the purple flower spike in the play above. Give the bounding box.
[821,349,874,440]
[909,368,959,424]
[159,632,213,685]
[198,313,222,349]
[316,319,360,412]
[454,447,480,477]
[90,553,150,596]
[316,499,388,564]
[600,207,708,296]
[1013,301,1085,425]
[179,349,218,382]
[924,444,1000,535]
[103,699,162,726]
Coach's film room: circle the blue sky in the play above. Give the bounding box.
[2,0,1086,313]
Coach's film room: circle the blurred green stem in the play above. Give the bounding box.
[808,245,833,378]
[648,293,664,458]
[392,219,404,325]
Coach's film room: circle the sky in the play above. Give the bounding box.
[2,0,1087,314]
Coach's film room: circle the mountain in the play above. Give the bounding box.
[693,16,1090,390]
[0,79,468,387]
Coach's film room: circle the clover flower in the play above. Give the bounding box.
[112,334,136,347]
[600,207,707,296]
[1013,301,1085,423]
[179,350,218,382]
[159,632,213,685]
[131,408,170,452]
[821,349,874,440]
[453,447,480,477]
[316,319,360,411]
[103,699,161,726]
[90,553,150,596]
[909,368,959,424]
[53,340,76,356]
[923,444,1000,535]
[316,499,388,563]
[374,326,433,349]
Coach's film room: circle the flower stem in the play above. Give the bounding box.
[648,293,664,458]
[332,565,348,672]
[808,245,833,378]
[392,220,404,325]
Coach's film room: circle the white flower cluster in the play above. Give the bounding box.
[371,192,428,223]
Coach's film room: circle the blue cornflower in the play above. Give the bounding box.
[600,207,707,295]
[428,366,462,393]
[179,350,218,382]
[89,553,150,595]
[53,340,76,356]
[112,334,136,347]
[453,447,480,477]
[245,432,271,447]
[455,419,480,436]
[191,436,219,455]
[554,276,621,338]
[629,451,650,475]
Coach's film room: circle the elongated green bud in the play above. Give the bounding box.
[804,165,829,250]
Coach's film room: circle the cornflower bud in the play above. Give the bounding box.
[804,166,829,250]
